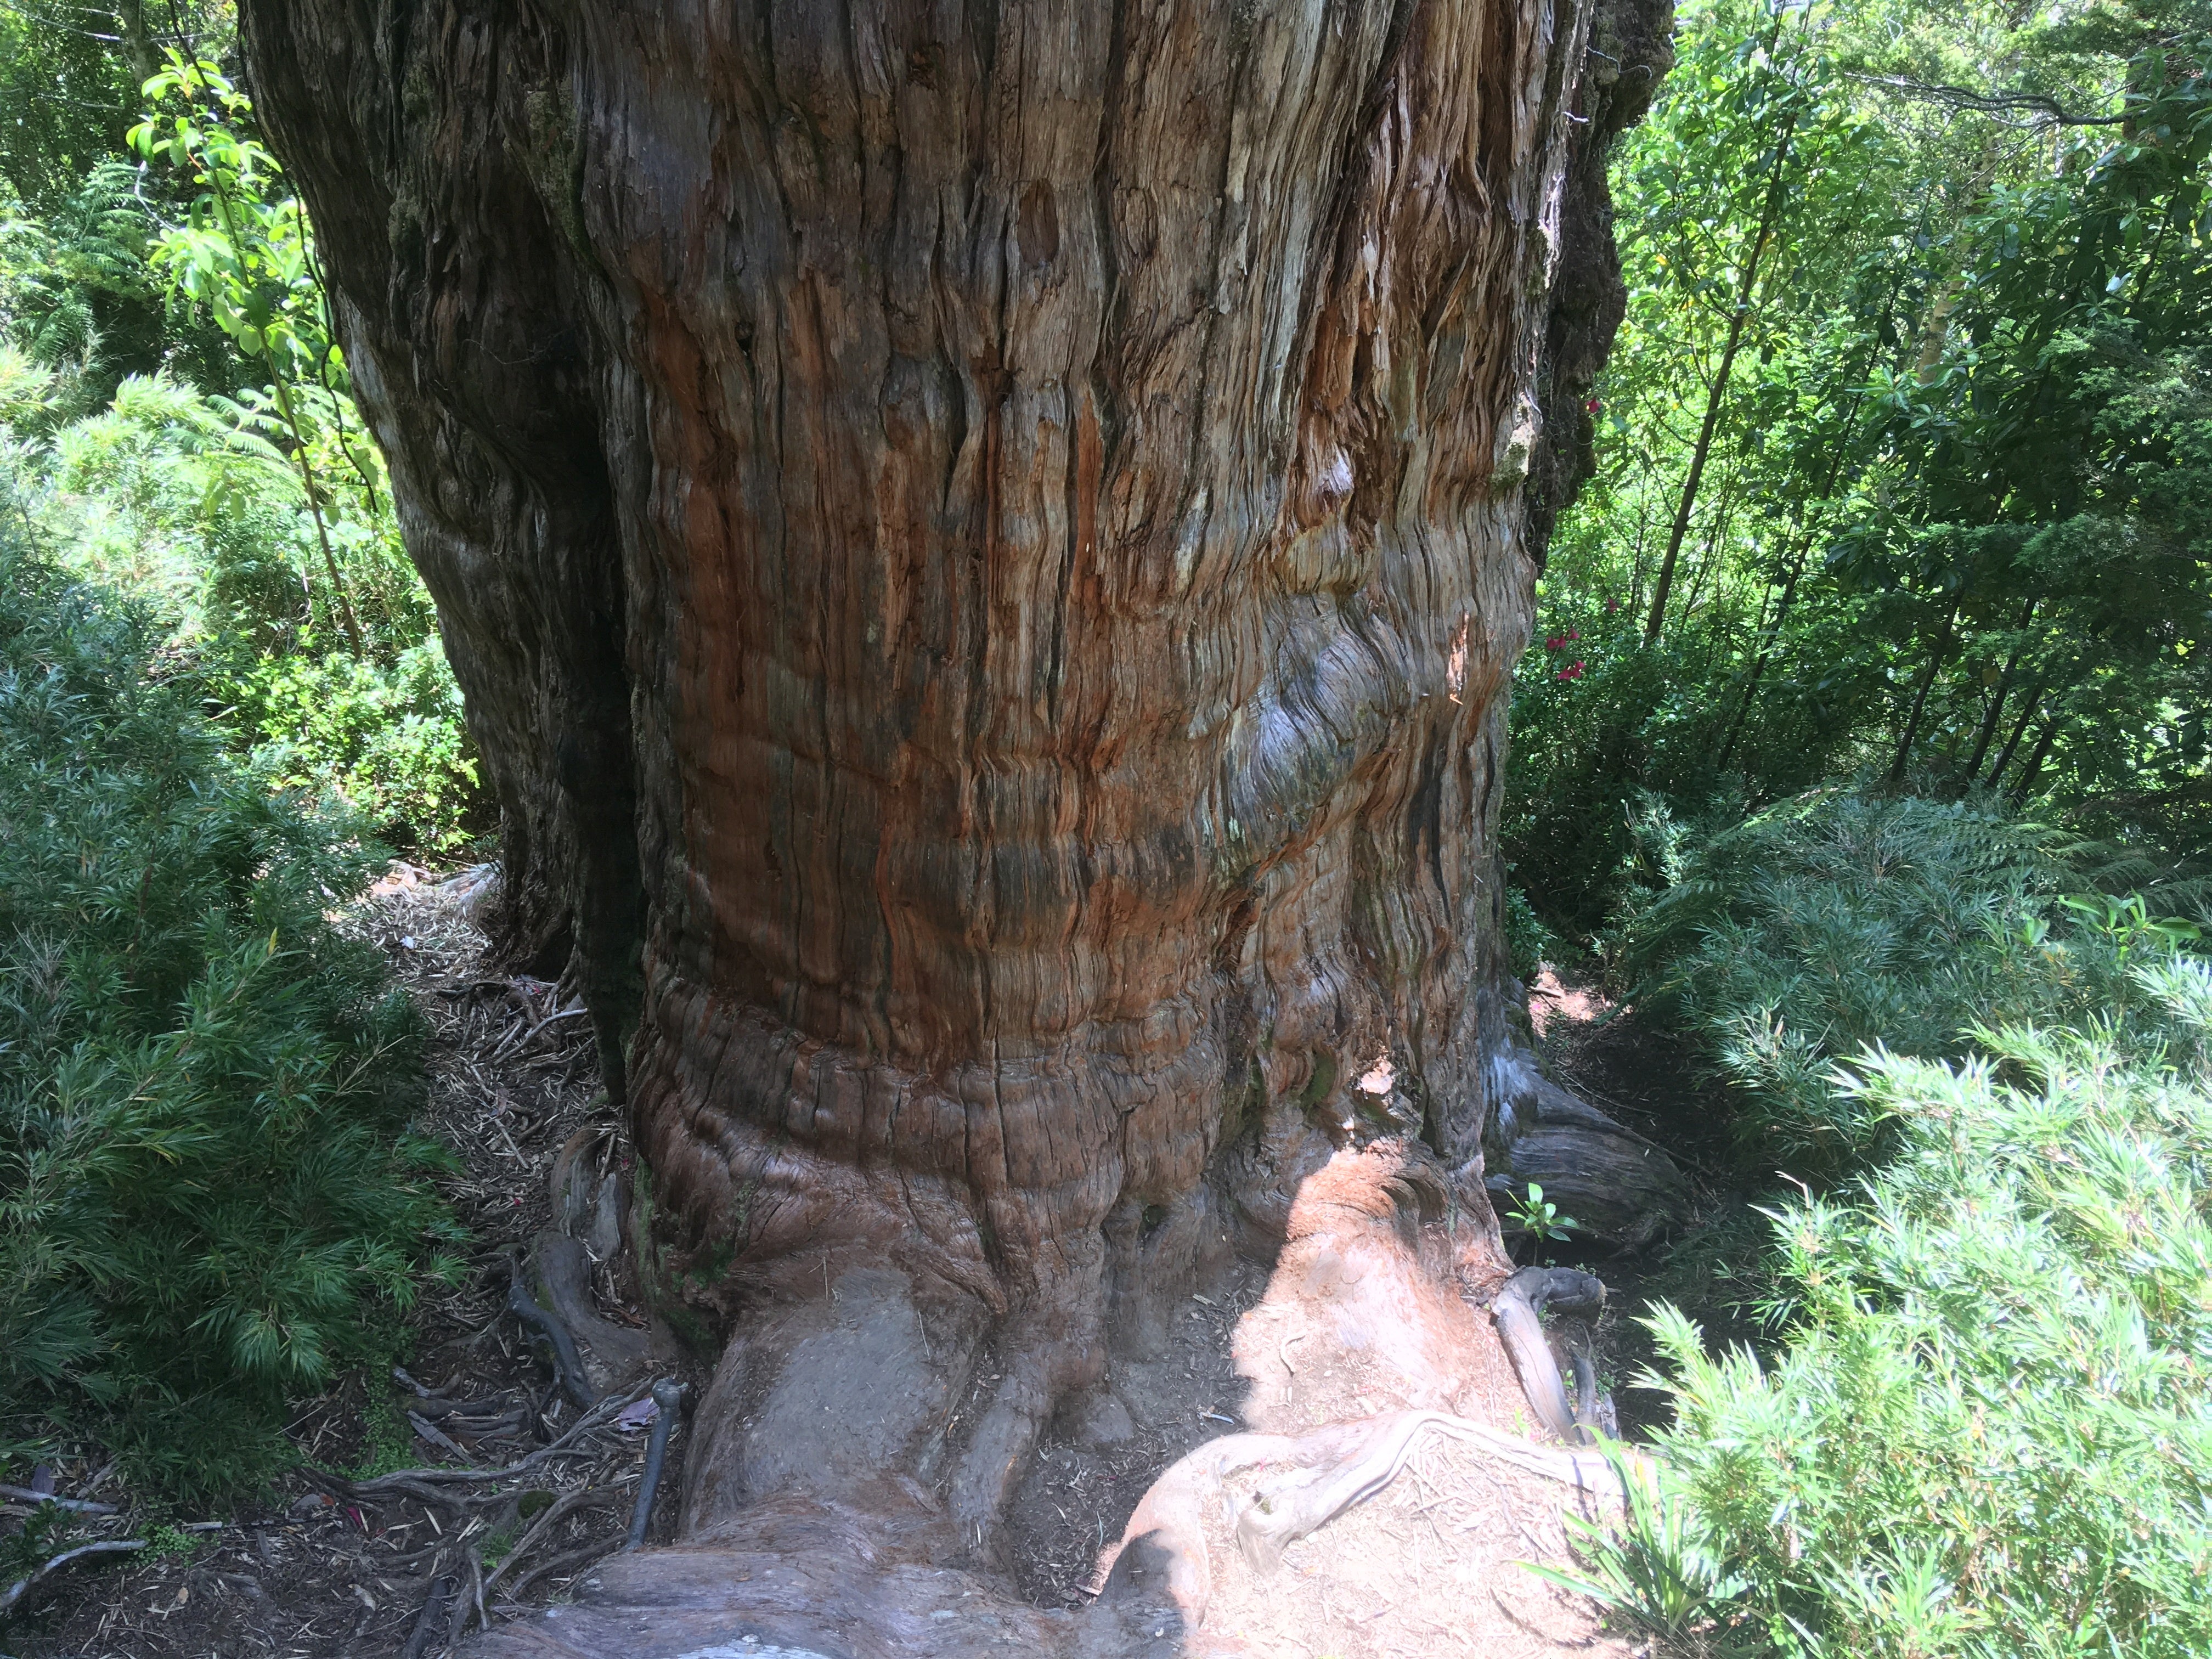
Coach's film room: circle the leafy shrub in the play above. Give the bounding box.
[1505,879,1559,979]
[41,371,302,622]
[1616,788,2199,1176]
[1566,979,2212,1658]
[30,372,434,653]
[0,540,462,1503]
[0,371,483,854]
[218,639,484,855]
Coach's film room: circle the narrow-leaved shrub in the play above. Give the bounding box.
[0,539,462,1502]
[1572,979,2212,1657]
[1616,788,2198,1176]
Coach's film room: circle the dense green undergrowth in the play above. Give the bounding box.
[1562,997,2212,1658]
[0,540,462,1504]
[1507,11,2212,1640]
[1,39,485,857]
[1545,788,2212,1655]
[1618,789,2204,1177]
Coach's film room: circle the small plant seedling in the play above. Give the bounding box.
[1510,1183,1579,1252]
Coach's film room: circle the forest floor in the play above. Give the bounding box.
[7,882,1682,1659]
[1526,966,1767,1437]
[8,867,691,1659]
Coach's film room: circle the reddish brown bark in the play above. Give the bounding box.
[240,0,1674,1645]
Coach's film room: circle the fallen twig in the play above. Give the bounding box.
[409,1410,470,1460]
[1,1540,147,1615]
[0,1485,115,1515]
[321,1381,650,1495]
[491,1003,588,1062]
[398,1551,456,1659]
[477,1483,634,1608]
[503,1536,624,1600]
[392,1365,452,1399]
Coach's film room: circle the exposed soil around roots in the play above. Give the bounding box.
[1525,967,1759,1441]
[1175,1430,1622,1659]
[1007,1262,1273,1607]
[13,888,1657,1659]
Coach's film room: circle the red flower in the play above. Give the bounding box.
[1544,635,1565,651]
[1585,397,1601,414]
[1605,597,1620,613]
[1566,629,1581,641]
[1556,660,1585,682]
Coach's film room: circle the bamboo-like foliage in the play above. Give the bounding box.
[1616,786,2202,1176]
[1564,993,2212,1656]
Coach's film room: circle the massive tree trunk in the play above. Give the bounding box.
[240,1,1674,1650]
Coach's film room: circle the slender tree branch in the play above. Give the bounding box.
[1849,72,2130,127]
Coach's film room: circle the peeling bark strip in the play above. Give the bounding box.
[239,0,1673,1609]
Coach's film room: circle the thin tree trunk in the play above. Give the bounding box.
[1983,679,2047,788]
[1714,543,1802,771]
[1644,103,1799,644]
[1962,598,2038,782]
[1714,194,1932,766]
[115,0,160,83]
[1673,473,1737,628]
[1713,408,1863,770]
[267,371,366,659]
[1889,596,1962,786]
[200,151,366,659]
[2010,714,2063,801]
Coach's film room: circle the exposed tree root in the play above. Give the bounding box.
[623,1380,686,1550]
[1493,1266,1611,1444]
[1105,1409,1622,1618]
[459,1139,1639,1657]
[0,1539,148,1616]
[506,1252,596,1410]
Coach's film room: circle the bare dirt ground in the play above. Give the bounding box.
[1008,1261,1275,1607]
[8,910,1660,1659]
[1192,1429,1625,1659]
[1527,969,1716,1172]
[1523,967,1753,1440]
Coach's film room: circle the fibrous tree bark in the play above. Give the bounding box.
[239,0,1674,1649]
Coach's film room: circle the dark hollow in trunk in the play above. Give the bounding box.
[239,0,1675,1645]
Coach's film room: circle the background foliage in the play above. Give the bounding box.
[1515,4,2212,1651]
[0,8,481,855]
[1617,788,2203,1176]
[0,2,478,1510]
[1511,0,2212,939]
